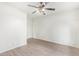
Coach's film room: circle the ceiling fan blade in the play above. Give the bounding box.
[32,11,37,14]
[27,5,38,8]
[45,8,55,11]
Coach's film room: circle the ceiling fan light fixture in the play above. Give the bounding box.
[42,8,45,11]
[28,2,55,15]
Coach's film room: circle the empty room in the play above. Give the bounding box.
[0,2,79,56]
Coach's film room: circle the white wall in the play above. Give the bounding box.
[0,3,26,53]
[27,14,33,38]
[31,3,79,48]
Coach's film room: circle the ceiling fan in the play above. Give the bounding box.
[27,2,55,15]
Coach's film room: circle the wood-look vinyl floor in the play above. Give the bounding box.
[0,38,79,56]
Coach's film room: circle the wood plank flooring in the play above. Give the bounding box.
[0,38,79,56]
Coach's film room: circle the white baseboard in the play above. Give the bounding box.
[0,40,26,54]
[32,37,79,49]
